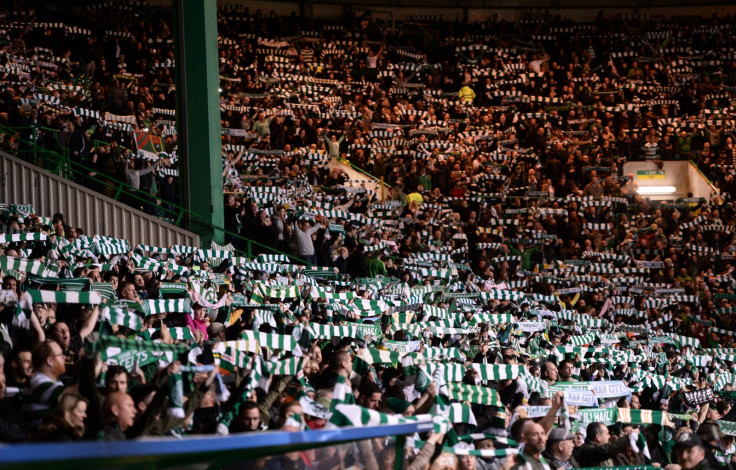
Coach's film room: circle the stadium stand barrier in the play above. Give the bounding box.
[0,420,429,470]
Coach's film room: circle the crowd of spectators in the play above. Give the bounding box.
[1,3,735,221]
[4,2,736,470]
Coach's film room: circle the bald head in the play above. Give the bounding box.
[522,421,547,456]
[103,391,137,432]
[543,361,558,383]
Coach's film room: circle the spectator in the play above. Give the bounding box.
[673,433,709,470]
[511,422,548,470]
[124,157,161,211]
[230,401,264,433]
[544,428,579,469]
[5,9,736,470]
[59,121,86,174]
[33,393,88,442]
[49,305,99,368]
[105,366,129,394]
[99,391,137,441]
[22,341,67,429]
[295,218,324,266]
[574,422,634,468]
[5,349,32,398]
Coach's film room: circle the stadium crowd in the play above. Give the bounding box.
[4,2,736,470]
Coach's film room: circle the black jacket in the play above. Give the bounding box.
[573,436,630,468]
[542,450,579,470]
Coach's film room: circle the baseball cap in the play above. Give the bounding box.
[548,428,575,444]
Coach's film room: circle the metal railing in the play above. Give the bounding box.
[0,124,310,264]
[1,124,193,224]
[689,159,720,195]
[343,158,392,188]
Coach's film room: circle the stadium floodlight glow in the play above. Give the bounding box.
[636,186,677,195]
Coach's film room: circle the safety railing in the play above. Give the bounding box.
[0,124,310,265]
[689,159,720,195]
[92,139,133,153]
[342,157,392,192]
[0,124,193,225]
[0,420,429,470]
[345,159,392,187]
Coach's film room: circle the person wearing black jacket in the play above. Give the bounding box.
[347,245,367,278]
[332,247,349,274]
[674,433,712,470]
[224,195,241,246]
[573,422,634,468]
[60,121,87,174]
[544,428,580,469]
[158,175,177,215]
[698,421,735,470]
[239,200,260,249]
[0,354,27,442]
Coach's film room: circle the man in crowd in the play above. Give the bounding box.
[22,341,67,429]
[544,428,579,469]
[99,391,137,441]
[574,422,636,468]
[512,422,549,470]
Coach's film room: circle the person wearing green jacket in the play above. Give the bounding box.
[366,253,388,278]
[676,130,694,160]
[508,243,541,271]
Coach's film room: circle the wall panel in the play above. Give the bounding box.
[0,151,199,249]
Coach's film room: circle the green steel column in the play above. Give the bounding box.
[173,0,223,245]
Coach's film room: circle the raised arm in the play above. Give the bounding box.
[78,304,101,341]
[30,307,46,343]
[539,391,564,434]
